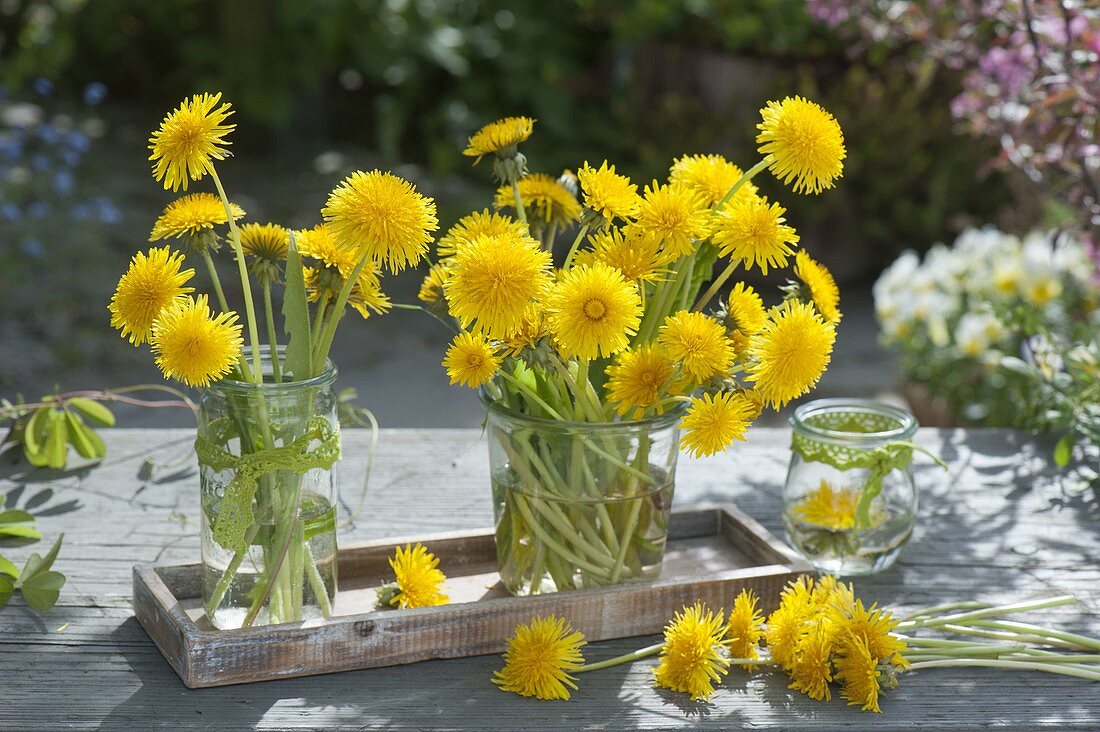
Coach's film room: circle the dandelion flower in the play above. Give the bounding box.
[495,173,580,229]
[629,181,710,258]
[831,595,908,667]
[794,250,841,325]
[713,195,799,275]
[605,344,676,418]
[297,224,357,272]
[670,153,758,208]
[792,479,860,531]
[834,635,883,713]
[148,92,234,192]
[764,602,805,672]
[787,625,834,702]
[757,96,845,195]
[437,209,528,260]
[726,589,765,669]
[545,262,642,361]
[499,304,549,357]
[577,161,642,222]
[747,300,835,409]
[386,543,449,609]
[463,116,535,161]
[586,228,668,284]
[418,261,452,304]
[322,170,439,273]
[492,615,586,701]
[239,222,289,262]
[727,282,767,336]
[108,246,195,345]
[680,391,755,457]
[444,231,553,338]
[658,311,735,383]
[653,603,730,702]
[149,193,245,242]
[151,295,242,387]
[443,331,501,388]
[299,225,391,319]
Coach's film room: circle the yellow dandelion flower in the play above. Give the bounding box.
[653,602,730,702]
[605,344,676,418]
[658,311,735,383]
[586,228,669,284]
[787,625,834,702]
[545,262,642,361]
[239,222,289,262]
[148,92,234,192]
[792,479,860,531]
[418,261,452,304]
[444,231,553,338]
[727,282,767,336]
[108,246,195,345]
[757,96,846,195]
[713,194,799,275]
[492,615,586,701]
[149,193,245,242]
[303,263,390,320]
[764,602,805,672]
[297,224,357,272]
[577,161,642,222]
[499,304,549,357]
[726,588,765,669]
[747,300,836,409]
[795,250,842,325]
[322,170,439,274]
[150,295,242,388]
[387,543,449,609]
[834,635,883,713]
[463,116,535,161]
[680,391,755,458]
[831,595,908,667]
[495,173,581,229]
[630,181,710,258]
[670,153,758,208]
[443,331,502,388]
[437,209,528,260]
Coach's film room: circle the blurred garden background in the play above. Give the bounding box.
[1,0,1094,431]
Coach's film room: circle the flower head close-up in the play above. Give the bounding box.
[757,96,846,195]
[463,116,535,162]
[492,615,586,701]
[443,331,501,388]
[150,294,242,387]
[149,193,245,244]
[385,543,449,609]
[545,262,642,361]
[108,246,195,345]
[748,300,836,409]
[577,161,642,223]
[148,92,234,192]
[653,602,730,702]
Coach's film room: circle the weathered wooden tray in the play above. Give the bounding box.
[133,503,813,688]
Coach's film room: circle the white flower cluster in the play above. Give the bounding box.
[874,227,1097,362]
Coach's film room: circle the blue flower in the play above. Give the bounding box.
[38,124,61,145]
[94,196,120,224]
[83,82,108,106]
[65,131,90,153]
[70,202,92,221]
[1,202,21,222]
[53,170,75,195]
[21,237,44,258]
[26,200,50,218]
[30,153,51,171]
[32,78,54,97]
[59,149,81,167]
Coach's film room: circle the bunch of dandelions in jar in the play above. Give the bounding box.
[109,92,438,629]
[492,575,1100,709]
[415,98,846,595]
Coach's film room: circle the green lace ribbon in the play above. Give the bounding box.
[195,416,341,553]
[791,410,946,530]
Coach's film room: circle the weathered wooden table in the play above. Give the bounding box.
[2,428,1098,730]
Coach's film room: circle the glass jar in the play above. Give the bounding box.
[483,394,684,596]
[198,347,340,629]
[782,399,919,576]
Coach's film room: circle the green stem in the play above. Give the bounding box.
[512,179,527,225]
[968,619,1100,651]
[562,224,590,269]
[262,280,282,383]
[938,623,1095,651]
[304,544,332,619]
[906,658,1100,681]
[901,601,991,620]
[201,249,252,379]
[576,643,663,673]
[898,596,1079,630]
[692,257,740,313]
[313,253,371,369]
[204,521,261,618]
[714,157,769,210]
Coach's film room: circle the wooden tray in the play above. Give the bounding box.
[133,503,813,688]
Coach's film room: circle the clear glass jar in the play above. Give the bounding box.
[782,398,919,576]
[483,394,684,596]
[198,347,340,629]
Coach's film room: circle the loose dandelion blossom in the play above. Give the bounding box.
[788,626,835,702]
[437,210,529,260]
[630,181,710,258]
[658,311,735,383]
[444,231,553,338]
[545,262,642,361]
[443,331,502,388]
[149,193,245,242]
[492,615,586,701]
[757,96,846,195]
[713,195,800,275]
[463,116,535,161]
[795,250,842,325]
[148,92,234,192]
[680,391,755,457]
[386,543,449,609]
[670,153,758,208]
[151,295,242,387]
[653,603,730,702]
[747,300,836,409]
[322,170,439,273]
[605,344,676,418]
[834,635,883,713]
[726,589,765,669]
[108,246,195,345]
[577,161,642,222]
[495,173,580,229]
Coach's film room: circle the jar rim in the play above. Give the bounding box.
[478,387,687,433]
[790,398,917,445]
[209,345,338,395]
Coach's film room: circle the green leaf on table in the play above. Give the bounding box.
[67,397,115,427]
[282,231,313,380]
[0,509,35,525]
[44,411,69,469]
[0,525,42,540]
[19,533,63,583]
[0,575,13,608]
[64,411,100,460]
[0,555,19,578]
[20,570,65,611]
[1053,432,1075,468]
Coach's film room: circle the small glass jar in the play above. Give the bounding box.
[782,399,919,576]
[483,394,684,596]
[198,347,340,629]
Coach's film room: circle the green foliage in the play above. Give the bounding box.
[281,232,313,380]
[2,395,113,469]
[0,517,66,612]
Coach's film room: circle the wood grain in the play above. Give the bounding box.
[2,427,1099,730]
